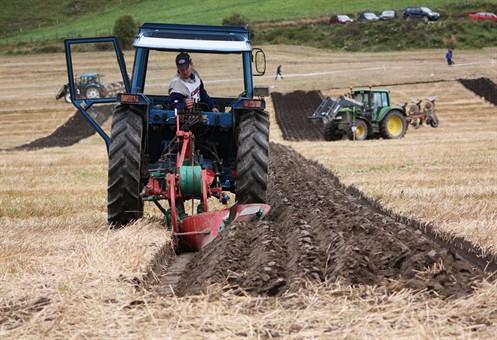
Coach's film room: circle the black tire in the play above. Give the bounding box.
[380,110,408,139]
[429,118,439,128]
[107,105,144,227]
[324,121,343,141]
[236,110,269,203]
[347,119,369,141]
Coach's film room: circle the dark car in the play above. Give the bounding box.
[403,7,440,21]
[380,10,396,20]
[468,12,497,22]
[358,11,379,22]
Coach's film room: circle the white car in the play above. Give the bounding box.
[330,15,354,24]
[380,10,396,20]
[358,12,380,21]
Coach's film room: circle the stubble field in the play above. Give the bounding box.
[1,46,497,338]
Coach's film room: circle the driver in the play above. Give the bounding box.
[169,52,219,112]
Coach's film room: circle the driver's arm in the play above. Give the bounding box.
[199,80,219,112]
[169,91,189,111]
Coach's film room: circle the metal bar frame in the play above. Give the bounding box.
[64,36,131,152]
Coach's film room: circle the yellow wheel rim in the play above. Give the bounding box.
[356,124,366,139]
[387,115,403,137]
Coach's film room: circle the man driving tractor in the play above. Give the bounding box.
[169,52,219,112]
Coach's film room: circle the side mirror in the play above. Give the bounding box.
[253,48,266,76]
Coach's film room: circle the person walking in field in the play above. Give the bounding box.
[275,64,283,80]
[445,49,454,66]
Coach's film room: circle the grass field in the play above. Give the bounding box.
[1,47,497,337]
[2,0,497,46]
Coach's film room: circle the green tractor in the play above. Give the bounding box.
[310,87,408,141]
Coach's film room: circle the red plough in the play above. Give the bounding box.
[143,112,270,251]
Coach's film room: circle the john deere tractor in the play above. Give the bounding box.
[310,87,408,141]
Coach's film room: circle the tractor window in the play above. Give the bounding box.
[352,92,365,104]
[381,92,389,106]
[69,41,128,100]
[361,93,370,107]
[371,92,389,110]
[144,50,244,97]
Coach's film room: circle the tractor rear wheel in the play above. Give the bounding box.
[85,86,101,99]
[347,119,368,141]
[107,105,144,227]
[236,110,269,203]
[380,110,407,139]
[324,121,343,141]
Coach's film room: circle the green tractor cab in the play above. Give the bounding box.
[310,87,408,141]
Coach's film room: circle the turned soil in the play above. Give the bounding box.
[271,90,324,141]
[9,105,113,151]
[157,143,483,298]
[459,78,497,106]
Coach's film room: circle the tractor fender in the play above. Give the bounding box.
[377,106,406,122]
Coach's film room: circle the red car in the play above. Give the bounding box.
[468,12,497,21]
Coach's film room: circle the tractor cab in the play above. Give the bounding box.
[351,88,390,120]
[79,73,101,84]
[78,73,103,86]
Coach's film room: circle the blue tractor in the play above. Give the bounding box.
[64,23,270,251]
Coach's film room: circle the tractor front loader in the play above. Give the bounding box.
[63,23,270,251]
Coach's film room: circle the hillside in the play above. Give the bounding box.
[2,0,497,47]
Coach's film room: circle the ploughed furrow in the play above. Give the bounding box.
[459,77,497,106]
[271,91,324,141]
[9,105,114,150]
[155,143,486,298]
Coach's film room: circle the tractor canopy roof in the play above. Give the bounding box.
[134,23,252,53]
[352,87,390,93]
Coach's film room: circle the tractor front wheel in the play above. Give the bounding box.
[324,121,343,141]
[236,110,269,203]
[107,105,144,227]
[380,111,407,139]
[347,119,368,141]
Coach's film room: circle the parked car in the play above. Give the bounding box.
[330,15,354,24]
[468,12,497,22]
[380,10,396,20]
[358,11,380,22]
[403,7,440,21]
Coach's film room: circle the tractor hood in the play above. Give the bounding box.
[134,23,252,52]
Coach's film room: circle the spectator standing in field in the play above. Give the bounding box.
[445,49,454,66]
[275,64,283,80]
